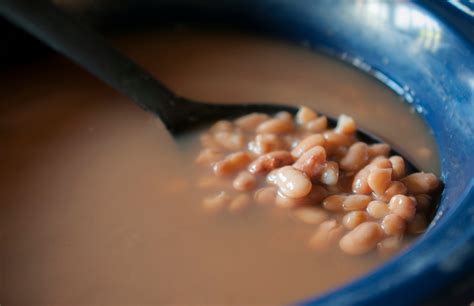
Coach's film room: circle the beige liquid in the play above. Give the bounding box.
[0,30,439,305]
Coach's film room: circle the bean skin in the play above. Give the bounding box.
[291,134,325,158]
[309,220,345,251]
[296,106,317,125]
[401,172,439,194]
[233,171,257,191]
[248,151,294,174]
[340,142,369,172]
[274,166,312,198]
[339,222,384,255]
[388,195,416,221]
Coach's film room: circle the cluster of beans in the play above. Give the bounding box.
[195,107,440,255]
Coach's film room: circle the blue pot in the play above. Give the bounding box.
[2,0,473,305]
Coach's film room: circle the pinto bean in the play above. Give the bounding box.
[335,114,356,135]
[343,194,372,211]
[233,171,257,191]
[256,118,293,134]
[248,134,284,155]
[320,161,339,186]
[389,156,405,180]
[296,106,317,125]
[366,200,391,219]
[210,120,233,132]
[339,222,384,255]
[234,113,270,131]
[248,151,294,174]
[322,194,347,212]
[308,220,345,251]
[340,142,369,172]
[373,181,407,202]
[195,148,224,166]
[352,166,372,194]
[388,195,416,221]
[293,146,327,178]
[213,151,252,176]
[292,207,329,225]
[343,211,369,230]
[305,116,328,133]
[407,213,428,234]
[368,168,392,195]
[401,172,439,195]
[381,214,406,236]
[368,143,391,158]
[214,131,246,151]
[254,186,278,206]
[273,166,312,198]
[291,134,325,158]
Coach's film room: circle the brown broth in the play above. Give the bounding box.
[0,29,439,305]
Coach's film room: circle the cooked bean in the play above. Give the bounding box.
[292,207,329,225]
[335,114,356,135]
[276,185,327,208]
[414,194,432,212]
[388,195,416,221]
[210,120,233,132]
[369,156,392,169]
[248,134,284,155]
[202,191,231,214]
[234,113,270,131]
[352,166,372,194]
[322,194,346,212]
[323,131,354,152]
[233,171,257,191]
[339,222,384,255]
[248,150,294,174]
[407,213,428,234]
[273,166,312,198]
[291,134,325,158]
[340,142,369,172]
[254,186,278,206]
[213,151,252,176]
[275,191,301,208]
[200,133,220,149]
[381,214,406,236]
[293,146,327,178]
[378,236,403,255]
[320,161,339,186]
[296,106,317,125]
[305,116,328,133]
[228,194,252,213]
[343,211,369,230]
[368,168,392,195]
[368,143,391,158]
[195,148,224,165]
[214,131,246,151]
[366,200,391,219]
[343,194,372,211]
[256,118,293,134]
[401,172,439,194]
[275,111,293,122]
[389,156,405,180]
[373,181,407,202]
[308,220,345,251]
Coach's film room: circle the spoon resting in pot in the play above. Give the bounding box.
[0,0,418,172]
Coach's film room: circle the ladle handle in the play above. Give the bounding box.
[0,0,178,126]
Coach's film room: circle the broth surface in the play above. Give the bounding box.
[0,29,439,305]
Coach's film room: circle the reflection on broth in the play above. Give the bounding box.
[0,29,439,305]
